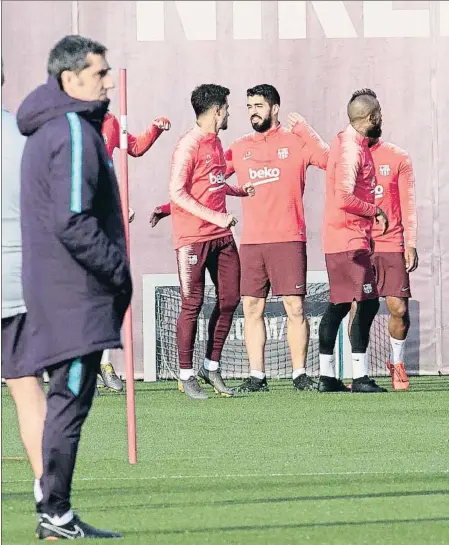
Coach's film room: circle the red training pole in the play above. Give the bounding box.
[119,68,137,464]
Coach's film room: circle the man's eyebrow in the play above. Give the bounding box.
[97,66,111,76]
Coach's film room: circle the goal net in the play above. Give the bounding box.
[143,273,393,381]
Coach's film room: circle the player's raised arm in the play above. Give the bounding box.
[287,112,329,169]
[169,136,234,229]
[128,117,171,157]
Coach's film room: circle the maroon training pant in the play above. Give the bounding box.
[176,235,240,369]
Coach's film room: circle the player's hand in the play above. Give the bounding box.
[149,206,169,228]
[153,117,171,131]
[375,207,388,235]
[242,182,255,197]
[224,214,238,229]
[287,112,305,131]
[128,207,135,223]
[405,247,418,273]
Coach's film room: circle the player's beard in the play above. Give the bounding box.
[251,113,273,133]
[366,123,382,139]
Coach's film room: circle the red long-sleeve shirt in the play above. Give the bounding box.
[225,120,329,245]
[323,124,377,254]
[169,124,247,249]
[370,139,417,251]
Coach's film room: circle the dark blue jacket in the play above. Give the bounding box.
[17,77,132,370]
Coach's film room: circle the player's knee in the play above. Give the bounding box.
[181,296,204,316]
[221,291,240,314]
[283,295,305,320]
[243,296,265,320]
[387,298,409,320]
[357,297,379,319]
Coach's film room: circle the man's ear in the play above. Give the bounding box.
[60,70,72,90]
[272,104,280,117]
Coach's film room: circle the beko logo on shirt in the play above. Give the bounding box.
[249,167,280,186]
[209,171,226,191]
[374,185,384,199]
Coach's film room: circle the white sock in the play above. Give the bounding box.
[319,354,336,378]
[292,368,306,380]
[34,479,43,503]
[179,368,194,381]
[250,370,266,380]
[204,358,219,372]
[390,336,406,364]
[352,353,368,380]
[101,349,110,365]
[47,510,74,526]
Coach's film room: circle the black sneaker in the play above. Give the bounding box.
[35,501,43,515]
[36,513,123,539]
[293,374,317,391]
[351,376,388,393]
[318,376,349,393]
[234,376,269,393]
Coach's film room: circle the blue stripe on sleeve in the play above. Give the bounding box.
[65,112,83,213]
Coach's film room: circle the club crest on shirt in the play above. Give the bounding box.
[379,164,391,176]
[277,147,289,160]
[363,283,373,294]
[243,150,252,160]
[188,255,198,265]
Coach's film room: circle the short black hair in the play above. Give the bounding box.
[247,84,281,107]
[48,35,107,84]
[349,88,377,104]
[190,84,230,117]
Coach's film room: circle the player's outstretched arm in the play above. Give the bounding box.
[224,183,255,198]
[169,138,235,229]
[398,153,418,271]
[149,203,171,227]
[50,129,131,294]
[287,112,330,170]
[128,117,171,157]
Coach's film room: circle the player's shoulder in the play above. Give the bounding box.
[101,111,118,133]
[378,140,410,161]
[230,131,254,150]
[278,125,302,142]
[173,127,202,156]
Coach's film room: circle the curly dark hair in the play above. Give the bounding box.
[247,84,281,107]
[191,84,230,117]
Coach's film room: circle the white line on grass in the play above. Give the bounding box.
[3,469,449,484]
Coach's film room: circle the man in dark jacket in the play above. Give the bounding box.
[17,35,132,540]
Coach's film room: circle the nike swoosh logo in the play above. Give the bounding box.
[41,522,85,539]
[295,284,304,289]
[401,287,410,292]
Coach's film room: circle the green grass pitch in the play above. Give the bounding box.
[2,377,449,544]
